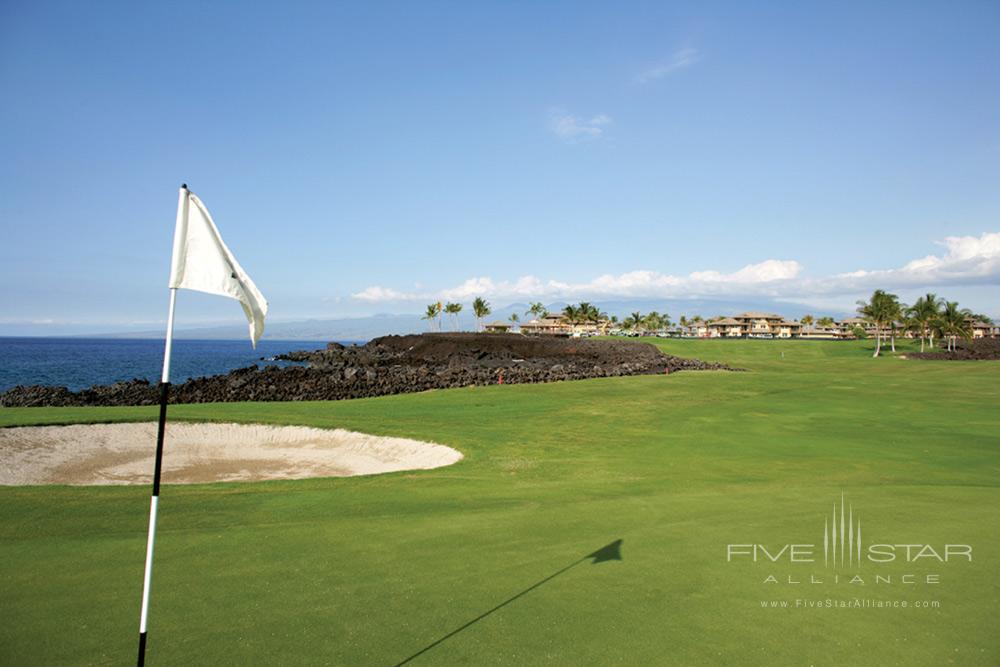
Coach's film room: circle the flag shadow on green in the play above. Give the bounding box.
[395,539,623,666]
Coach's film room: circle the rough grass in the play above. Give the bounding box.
[1,339,998,665]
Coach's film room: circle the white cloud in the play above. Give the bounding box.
[354,259,803,304]
[689,259,802,284]
[819,232,1000,293]
[635,48,700,84]
[350,233,1000,306]
[549,110,613,142]
[351,286,419,302]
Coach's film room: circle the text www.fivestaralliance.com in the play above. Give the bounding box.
[760,599,941,609]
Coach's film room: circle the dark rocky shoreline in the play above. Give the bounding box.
[0,333,734,408]
[908,337,1000,361]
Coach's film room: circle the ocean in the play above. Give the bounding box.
[0,337,356,392]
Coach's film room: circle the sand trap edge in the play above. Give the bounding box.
[0,422,464,486]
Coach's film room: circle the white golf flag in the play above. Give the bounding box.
[167,189,268,346]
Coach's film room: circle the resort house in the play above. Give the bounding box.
[970,319,995,339]
[706,312,803,338]
[520,312,612,336]
[520,313,572,335]
[483,321,514,333]
[509,308,997,341]
[706,318,743,338]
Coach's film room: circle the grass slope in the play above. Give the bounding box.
[1,339,998,665]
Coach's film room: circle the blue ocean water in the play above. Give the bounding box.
[0,338,356,392]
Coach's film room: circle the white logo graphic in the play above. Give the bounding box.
[825,494,860,567]
[726,495,972,567]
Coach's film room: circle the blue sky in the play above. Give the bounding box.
[1,1,998,334]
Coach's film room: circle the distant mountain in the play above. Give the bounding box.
[88,297,850,341]
[100,314,425,341]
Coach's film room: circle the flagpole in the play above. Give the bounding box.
[137,184,188,667]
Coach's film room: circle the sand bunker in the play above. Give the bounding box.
[0,422,462,486]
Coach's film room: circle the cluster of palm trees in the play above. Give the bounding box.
[622,310,671,332]
[677,315,702,328]
[421,299,618,334]
[856,290,988,357]
[524,302,546,320]
[422,293,989,349]
[421,302,450,331]
[422,297,493,331]
[799,315,836,329]
[560,302,609,328]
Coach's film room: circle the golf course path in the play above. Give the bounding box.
[0,422,462,485]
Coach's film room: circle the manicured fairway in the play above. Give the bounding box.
[1,339,998,665]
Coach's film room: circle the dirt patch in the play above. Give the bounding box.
[0,422,462,486]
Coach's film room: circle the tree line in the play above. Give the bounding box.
[421,292,991,351]
[421,300,612,332]
[421,298,493,331]
[855,290,990,357]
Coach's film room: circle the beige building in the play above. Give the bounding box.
[691,322,711,337]
[836,317,872,338]
[799,326,841,340]
[706,317,743,338]
[521,312,611,336]
[520,313,571,335]
[705,312,803,338]
[969,319,994,339]
[514,309,998,340]
[773,320,803,338]
[483,321,513,333]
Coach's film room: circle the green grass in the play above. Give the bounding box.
[1,339,998,665]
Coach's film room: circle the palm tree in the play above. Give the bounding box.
[907,293,942,352]
[624,311,643,331]
[679,315,688,328]
[902,312,922,345]
[562,305,579,329]
[817,316,835,328]
[472,297,491,332]
[508,313,520,331]
[577,302,603,325]
[883,296,905,353]
[801,314,814,327]
[583,303,609,333]
[643,311,667,333]
[936,301,973,351]
[422,303,442,331]
[856,292,882,356]
[857,289,899,357]
[576,302,597,330]
[526,302,547,321]
[444,302,463,331]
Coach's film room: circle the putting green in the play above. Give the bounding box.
[1,339,997,665]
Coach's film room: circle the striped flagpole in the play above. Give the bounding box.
[137,185,188,666]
